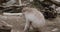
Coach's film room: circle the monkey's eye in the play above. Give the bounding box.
[22,9,25,12]
[22,9,28,12]
[22,10,27,12]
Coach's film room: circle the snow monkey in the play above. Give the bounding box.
[22,7,46,32]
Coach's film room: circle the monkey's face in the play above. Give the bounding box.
[22,7,31,13]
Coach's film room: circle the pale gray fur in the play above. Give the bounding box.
[22,7,46,32]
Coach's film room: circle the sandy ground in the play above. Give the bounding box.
[0,15,60,32]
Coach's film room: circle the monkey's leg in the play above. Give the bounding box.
[30,24,41,32]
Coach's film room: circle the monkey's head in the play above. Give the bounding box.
[22,7,32,13]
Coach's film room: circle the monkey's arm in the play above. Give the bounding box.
[24,19,31,32]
